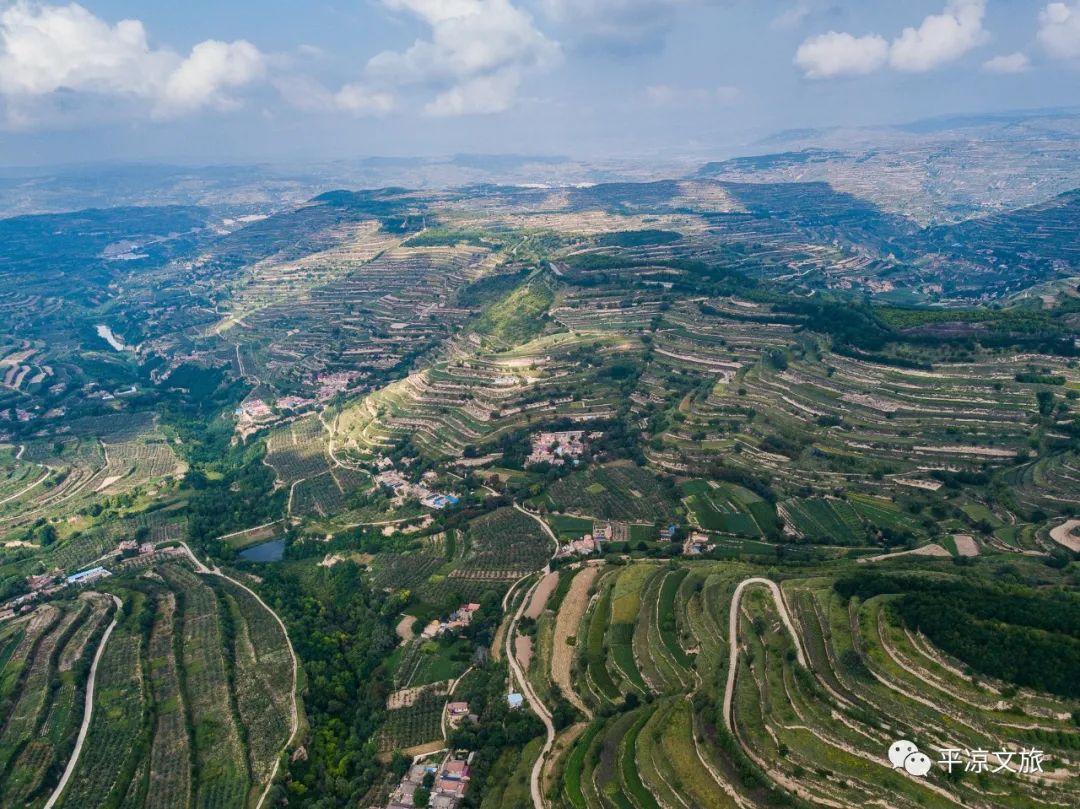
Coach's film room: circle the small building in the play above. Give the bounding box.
[442,760,470,781]
[684,531,716,556]
[26,573,54,591]
[66,567,111,586]
[507,692,524,710]
[446,701,470,719]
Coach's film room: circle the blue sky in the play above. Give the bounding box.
[0,0,1077,165]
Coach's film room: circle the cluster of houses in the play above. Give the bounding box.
[375,467,460,511]
[683,531,716,556]
[234,372,368,430]
[525,430,597,467]
[556,534,599,557]
[275,395,316,412]
[0,407,37,423]
[1,563,114,621]
[237,398,274,422]
[1,533,169,621]
[313,370,363,399]
[386,753,473,809]
[557,522,719,558]
[118,539,156,557]
[556,521,629,559]
[421,603,480,639]
[659,525,716,554]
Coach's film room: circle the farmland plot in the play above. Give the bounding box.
[0,600,110,808]
[548,463,676,522]
[548,560,1079,809]
[454,507,553,581]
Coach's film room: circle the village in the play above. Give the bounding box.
[384,751,474,809]
[0,537,179,622]
[524,429,595,467]
[374,462,461,511]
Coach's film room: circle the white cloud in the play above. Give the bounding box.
[889,0,987,72]
[343,0,559,117]
[159,40,265,115]
[795,0,988,79]
[794,31,889,79]
[983,51,1030,73]
[335,83,395,115]
[273,74,394,116]
[0,1,265,120]
[1039,2,1080,60]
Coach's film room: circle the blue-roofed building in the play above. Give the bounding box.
[66,567,111,586]
[507,692,524,710]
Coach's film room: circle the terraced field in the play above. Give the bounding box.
[0,595,113,808]
[221,236,495,394]
[8,562,299,809]
[538,558,1079,809]
[0,414,186,538]
[546,463,677,523]
[334,330,630,460]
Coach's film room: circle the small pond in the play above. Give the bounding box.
[238,538,285,563]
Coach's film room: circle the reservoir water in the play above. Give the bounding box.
[96,324,128,351]
[238,538,285,562]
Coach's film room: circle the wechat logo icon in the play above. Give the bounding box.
[888,740,932,777]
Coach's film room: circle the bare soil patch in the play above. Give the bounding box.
[526,571,559,620]
[551,565,599,717]
[396,615,417,644]
[1049,519,1080,552]
[952,534,979,557]
[515,635,533,672]
[859,543,952,563]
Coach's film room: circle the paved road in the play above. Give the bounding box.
[722,577,806,729]
[44,594,123,809]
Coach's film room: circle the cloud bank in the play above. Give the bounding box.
[337,0,559,117]
[0,1,265,121]
[795,0,988,79]
[1039,2,1080,60]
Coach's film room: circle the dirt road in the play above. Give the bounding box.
[722,577,806,729]
[505,573,555,809]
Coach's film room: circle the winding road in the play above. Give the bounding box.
[505,573,555,809]
[722,577,806,729]
[44,594,123,809]
[504,503,562,809]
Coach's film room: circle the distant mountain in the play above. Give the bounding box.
[696,110,1080,226]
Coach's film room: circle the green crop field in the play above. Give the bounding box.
[540,557,1080,809]
[0,562,299,809]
